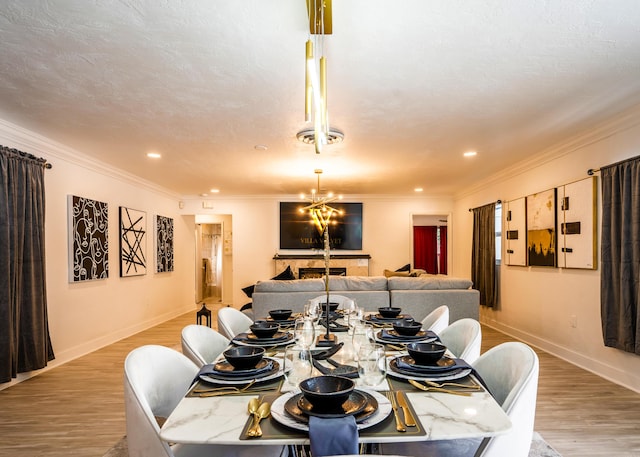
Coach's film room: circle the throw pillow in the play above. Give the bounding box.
[384,269,411,278]
[395,263,411,272]
[242,265,296,298]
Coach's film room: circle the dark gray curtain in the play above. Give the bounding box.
[601,155,640,355]
[0,146,54,383]
[472,202,497,308]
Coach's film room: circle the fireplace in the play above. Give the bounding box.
[273,254,371,277]
[298,267,347,279]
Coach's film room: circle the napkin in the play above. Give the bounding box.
[309,415,358,456]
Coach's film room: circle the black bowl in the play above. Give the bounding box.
[223,346,265,370]
[269,309,293,320]
[378,307,402,318]
[299,375,356,411]
[407,342,447,365]
[392,319,422,336]
[250,320,280,338]
[320,302,340,312]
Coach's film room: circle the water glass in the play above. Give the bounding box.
[283,345,313,389]
[357,343,386,387]
[352,322,374,357]
[294,317,315,348]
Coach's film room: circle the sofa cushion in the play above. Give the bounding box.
[328,276,388,291]
[254,278,325,292]
[388,276,473,290]
[242,265,296,298]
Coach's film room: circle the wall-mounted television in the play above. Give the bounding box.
[279,202,363,250]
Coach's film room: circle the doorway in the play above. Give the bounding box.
[195,214,233,305]
[412,214,449,275]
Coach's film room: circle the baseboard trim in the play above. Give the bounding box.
[482,318,640,394]
[0,305,194,391]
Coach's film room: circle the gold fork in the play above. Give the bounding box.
[385,391,406,432]
[193,379,258,394]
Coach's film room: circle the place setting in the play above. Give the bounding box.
[374,317,438,345]
[232,320,295,347]
[365,306,414,326]
[193,346,286,392]
[386,342,479,386]
[264,309,300,328]
[269,375,393,432]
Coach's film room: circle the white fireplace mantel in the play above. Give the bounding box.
[273,254,371,278]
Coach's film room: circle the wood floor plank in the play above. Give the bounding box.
[0,306,639,456]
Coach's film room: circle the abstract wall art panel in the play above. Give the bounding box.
[504,197,527,266]
[68,195,109,282]
[556,176,597,269]
[155,215,174,273]
[526,188,557,267]
[119,207,146,277]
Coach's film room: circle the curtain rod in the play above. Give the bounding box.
[468,199,501,212]
[1,145,52,169]
[587,168,599,175]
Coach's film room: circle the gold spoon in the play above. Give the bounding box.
[247,397,261,435]
[247,402,270,437]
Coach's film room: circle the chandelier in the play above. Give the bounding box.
[299,169,343,234]
[301,0,343,154]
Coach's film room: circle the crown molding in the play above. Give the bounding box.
[0,118,181,200]
[455,103,640,200]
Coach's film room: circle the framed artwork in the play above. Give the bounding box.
[526,188,557,267]
[503,197,527,266]
[119,207,146,277]
[155,215,174,273]
[556,176,597,269]
[68,195,109,282]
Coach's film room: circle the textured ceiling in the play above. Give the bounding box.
[1,1,640,197]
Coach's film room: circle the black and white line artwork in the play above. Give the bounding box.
[68,195,109,282]
[156,215,174,273]
[119,207,146,277]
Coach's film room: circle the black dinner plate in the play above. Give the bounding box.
[366,313,412,322]
[210,358,274,377]
[246,331,289,342]
[296,390,368,418]
[395,355,456,372]
[389,357,466,378]
[376,329,436,343]
[200,359,280,382]
[284,390,378,423]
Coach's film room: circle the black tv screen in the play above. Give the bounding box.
[280,202,363,250]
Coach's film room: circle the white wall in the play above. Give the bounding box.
[452,106,640,393]
[180,195,455,308]
[0,121,197,389]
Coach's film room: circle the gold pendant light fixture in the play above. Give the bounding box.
[299,169,343,235]
[301,0,343,153]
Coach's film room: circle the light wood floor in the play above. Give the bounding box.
[1,306,639,457]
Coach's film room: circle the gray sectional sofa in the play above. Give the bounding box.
[251,275,479,323]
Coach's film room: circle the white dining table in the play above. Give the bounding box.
[160,319,511,447]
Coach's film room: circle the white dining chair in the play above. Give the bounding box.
[181,324,230,367]
[438,318,482,363]
[308,294,355,309]
[217,306,253,339]
[124,344,288,457]
[381,341,539,457]
[420,305,450,333]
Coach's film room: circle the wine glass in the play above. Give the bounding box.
[294,317,315,349]
[305,300,321,324]
[351,322,373,358]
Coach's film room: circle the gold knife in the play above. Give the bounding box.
[396,391,417,427]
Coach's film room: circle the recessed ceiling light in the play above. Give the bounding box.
[146,152,161,159]
[464,151,477,157]
[210,189,220,193]
[254,144,268,151]
[414,187,423,192]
